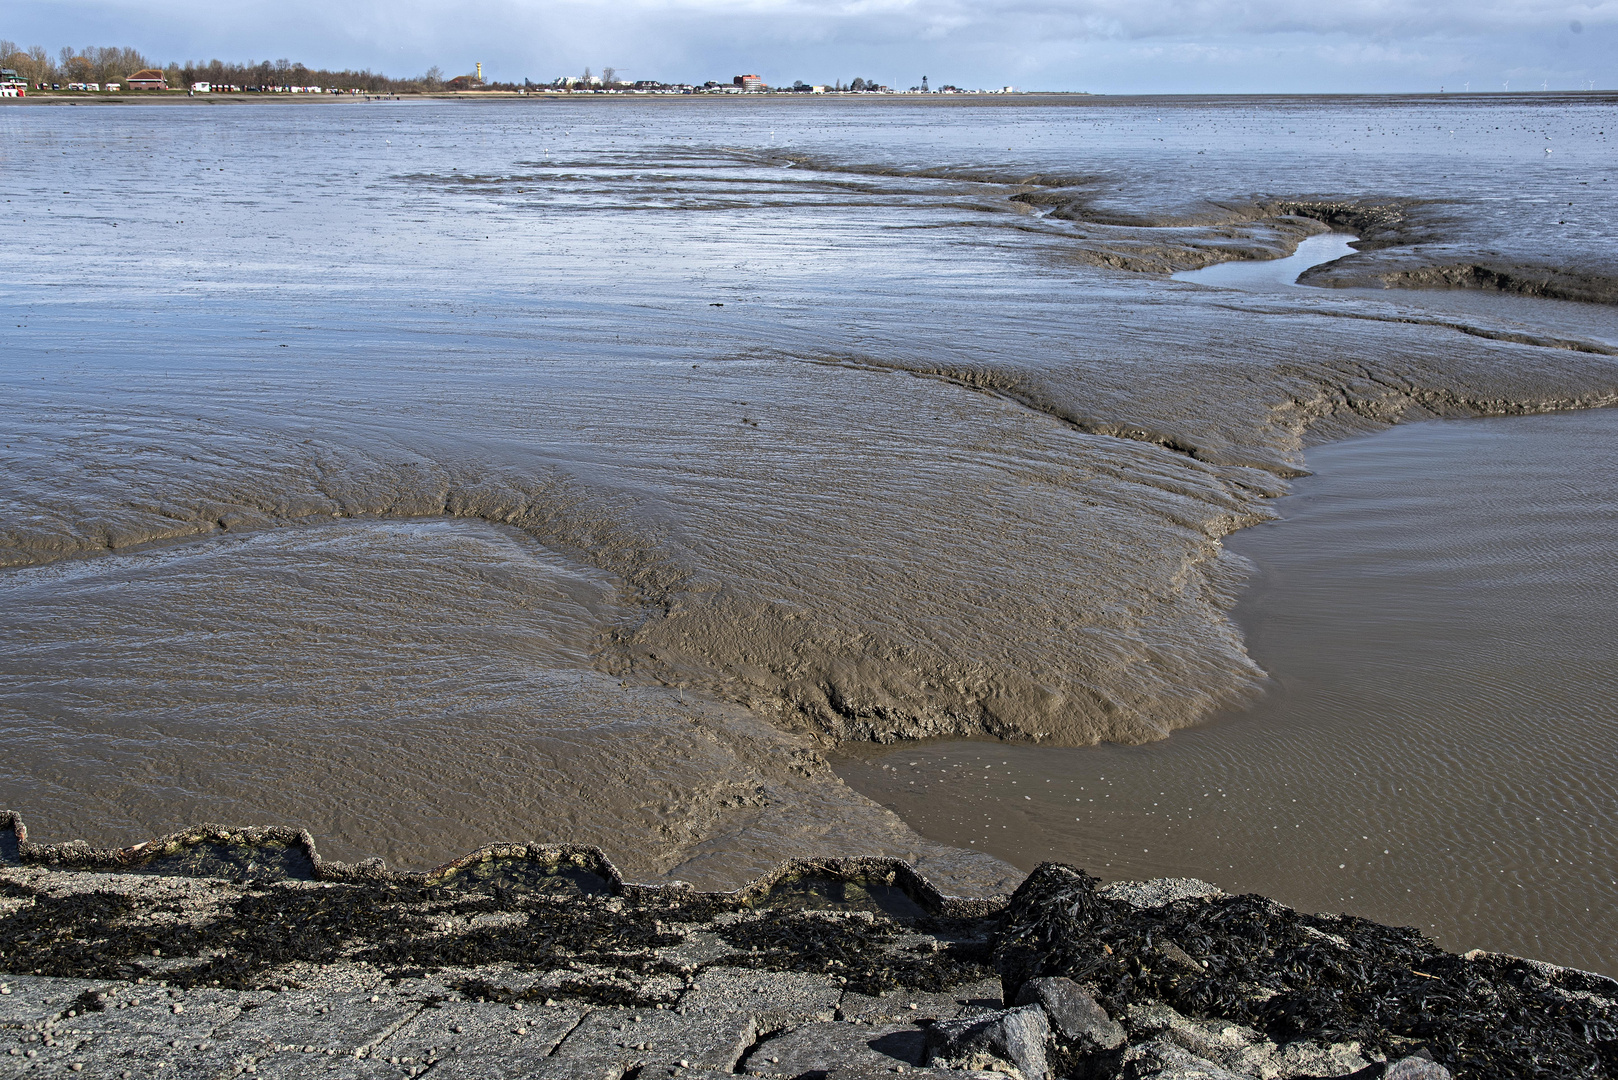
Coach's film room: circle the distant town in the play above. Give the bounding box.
[0,43,1017,98]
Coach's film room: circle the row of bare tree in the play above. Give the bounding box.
[0,43,153,85]
[0,40,447,91]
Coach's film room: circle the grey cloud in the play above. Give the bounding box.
[8,0,1617,90]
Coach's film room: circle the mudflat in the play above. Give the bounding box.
[1,97,1614,971]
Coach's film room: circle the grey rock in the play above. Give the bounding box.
[681,970,842,1030]
[1098,879,1224,910]
[1126,1004,1368,1079]
[838,979,1003,1025]
[549,1006,757,1073]
[432,1056,626,1080]
[70,1036,264,1080]
[1149,942,1206,976]
[1119,1038,1249,1080]
[1384,1057,1452,1080]
[0,976,117,1028]
[742,1021,927,1076]
[923,1005,1049,1080]
[1012,978,1124,1051]
[371,999,582,1062]
[247,1053,408,1078]
[222,989,419,1057]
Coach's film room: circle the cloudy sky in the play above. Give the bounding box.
[8,0,1616,92]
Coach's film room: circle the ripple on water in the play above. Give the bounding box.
[835,408,1618,976]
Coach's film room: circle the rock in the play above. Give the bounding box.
[1384,1056,1452,1080]
[923,1005,1049,1080]
[1011,978,1124,1051]
[1148,941,1205,976]
[547,1006,759,1073]
[1097,879,1224,910]
[838,978,1003,1025]
[742,1021,927,1076]
[996,944,1045,1007]
[1119,1038,1249,1080]
[1126,1003,1369,1079]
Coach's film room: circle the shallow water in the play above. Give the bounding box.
[2,98,1617,922]
[835,408,1618,975]
[1172,232,1358,289]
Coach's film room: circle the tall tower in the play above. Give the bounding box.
[476,62,483,82]
[921,75,929,92]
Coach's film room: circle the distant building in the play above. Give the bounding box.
[126,69,168,90]
[446,74,485,91]
[733,74,765,91]
[0,68,26,88]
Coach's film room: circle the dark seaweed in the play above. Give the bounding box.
[716,910,994,995]
[995,863,1618,1080]
[71,988,106,1013]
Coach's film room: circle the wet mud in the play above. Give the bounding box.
[0,98,1615,969]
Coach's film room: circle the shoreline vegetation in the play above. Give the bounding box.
[0,41,1009,96]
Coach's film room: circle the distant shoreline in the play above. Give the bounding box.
[6,89,1616,107]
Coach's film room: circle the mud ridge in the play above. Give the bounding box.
[756,151,1618,302]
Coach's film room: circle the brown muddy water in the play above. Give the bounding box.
[3,96,1618,956]
[834,408,1618,975]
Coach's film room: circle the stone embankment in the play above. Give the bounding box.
[1,814,1613,1080]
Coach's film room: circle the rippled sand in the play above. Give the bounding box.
[1,98,1616,922]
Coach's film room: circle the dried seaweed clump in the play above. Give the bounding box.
[995,863,1618,1080]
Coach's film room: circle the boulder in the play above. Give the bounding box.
[1119,1038,1250,1080]
[1384,1056,1452,1080]
[1126,1003,1369,1079]
[923,1005,1050,1080]
[1011,978,1124,1051]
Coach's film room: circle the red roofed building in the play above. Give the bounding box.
[733,74,765,91]
[126,69,168,90]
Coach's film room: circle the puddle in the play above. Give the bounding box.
[1173,233,1357,290]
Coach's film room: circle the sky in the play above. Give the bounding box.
[7,0,1617,92]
